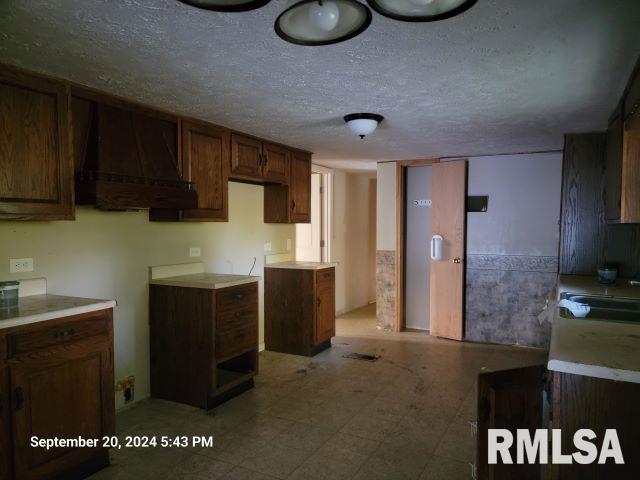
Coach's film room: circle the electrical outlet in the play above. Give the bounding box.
[189,247,201,258]
[10,258,33,273]
[264,242,272,253]
[286,239,292,251]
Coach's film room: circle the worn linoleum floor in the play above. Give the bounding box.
[90,304,546,480]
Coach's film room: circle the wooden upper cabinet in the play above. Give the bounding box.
[231,134,263,181]
[180,121,230,221]
[605,107,623,223]
[290,151,312,223]
[621,71,640,223]
[0,67,74,220]
[263,143,290,184]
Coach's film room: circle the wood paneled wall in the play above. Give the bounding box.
[560,133,640,277]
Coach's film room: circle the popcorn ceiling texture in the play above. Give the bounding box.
[0,0,639,169]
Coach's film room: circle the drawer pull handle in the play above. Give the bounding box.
[317,297,321,307]
[234,312,243,318]
[55,328,75,339]
[14,387,24,411]
[234,294,245,300]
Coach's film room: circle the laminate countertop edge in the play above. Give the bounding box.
[0,295,117,330]
[149,274,260,290]
[265,262,338,271]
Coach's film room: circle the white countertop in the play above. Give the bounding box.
[548,275,640,383]
[0,294,116,330]
[149,273,260,290]
[265,261,337,271]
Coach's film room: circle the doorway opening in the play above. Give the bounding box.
[296,169,331,262]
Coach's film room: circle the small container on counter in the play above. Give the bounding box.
[597,266,618,285]
[0,281,19,309]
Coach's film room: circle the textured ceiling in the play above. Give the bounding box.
[1,0,639,170]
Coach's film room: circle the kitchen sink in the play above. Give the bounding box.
[559,293,640,323]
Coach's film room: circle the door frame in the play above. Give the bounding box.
[395,158,440,332]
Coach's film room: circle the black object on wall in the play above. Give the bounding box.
[466,195,488,213]
[559,133,640,277]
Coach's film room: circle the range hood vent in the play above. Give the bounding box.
[72,97,197,211]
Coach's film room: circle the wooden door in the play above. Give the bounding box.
[290,151,312,223]
[429,160,466,340]
[263,143,290,184]
[0,67,74,220]
[605,108,623,223]
[181,121,230,221]
[477,365,545,480]
[230,134,263,180]
[10,343,113,479]
[315,269,335,344]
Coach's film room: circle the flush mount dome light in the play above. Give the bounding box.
[177,0,271,12]
[366,0,476,22]
[344,113,384,139]
[275,0,372,46]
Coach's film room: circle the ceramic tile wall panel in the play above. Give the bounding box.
[376,250,396,331]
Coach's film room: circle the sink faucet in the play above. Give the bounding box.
[630,280,640,286]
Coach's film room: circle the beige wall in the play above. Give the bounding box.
[0,182,294,409]
[332,170,376,314]
[376,162,397,251]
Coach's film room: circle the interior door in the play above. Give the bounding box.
[477,365,545,480]
[230,134,263,180]
[315,269,335,344]
[429,160,467,340]
[181,121,229,221]
[263,143,290,184]
[10,344,113,479]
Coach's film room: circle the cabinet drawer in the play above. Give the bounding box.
[217,306,257,332]
[316,268,335,284]
[7,312,109,357]
[216,323,257,359]
[216,283,257,313]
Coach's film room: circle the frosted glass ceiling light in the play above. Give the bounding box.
[366,0,476,22]
[344,113,384,139]
[177,0,271,12]
[275,0,372,46]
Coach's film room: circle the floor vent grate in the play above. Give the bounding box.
[343,352,380,362]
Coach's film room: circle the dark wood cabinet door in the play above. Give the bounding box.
[9,341,114,480]
[477,365,545,480]
[263,143,290,184]
[290,152,311,223]
[181,121,230,221]
[0,67,74,220]
[315,269,335,344]
[621,106,640,223]
[230,134,263,180]
[605,108,623,223]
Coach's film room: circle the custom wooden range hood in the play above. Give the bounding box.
[72,92,197,211]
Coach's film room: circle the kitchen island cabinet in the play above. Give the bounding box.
[264,262,336,357]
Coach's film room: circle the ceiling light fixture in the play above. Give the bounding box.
[366,0,476,22]
[176,0,271,12]
[275,0,372,46]
[344,113,384,139]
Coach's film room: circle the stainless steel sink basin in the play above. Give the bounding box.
[559,293,640,323]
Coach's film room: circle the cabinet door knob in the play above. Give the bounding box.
[317,297,321,307]
[453,258,462,264]
[291,200,296,211]
[235,293,245,300]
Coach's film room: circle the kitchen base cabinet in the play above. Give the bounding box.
[0,309,115,480]
[475,366,640,480]
[149,282,259,410]
[264,266,335,357]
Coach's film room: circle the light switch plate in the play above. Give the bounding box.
[189,247,201,258]
[10,258,34,273]
[264,242,272,253]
